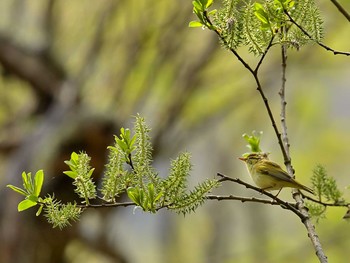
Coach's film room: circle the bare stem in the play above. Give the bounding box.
[302,193,349,208]
[76,201,135,209]
[278,40,293,167]
[278,40,328,263]
[252,74,289,162]
[206,194,295,207]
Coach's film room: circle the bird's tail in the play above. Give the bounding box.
[297,183,314,195]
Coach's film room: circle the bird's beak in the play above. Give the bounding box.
[238,157,246,161]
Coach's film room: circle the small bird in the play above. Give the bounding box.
[239,153,314,195]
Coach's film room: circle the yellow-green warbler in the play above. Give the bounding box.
[239,153,313,195]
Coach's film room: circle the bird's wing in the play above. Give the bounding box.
[256,160,294,182]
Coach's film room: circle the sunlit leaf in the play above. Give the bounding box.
[36,204,44,216]
[254,3,269,25]
[6,185,28,196]
[127,187,140,205]
[71,152,79,162]
[64,171,77,179]
[28,194,38,203]
[192,1,203,12]
[18,199,37,212]
[206,0,213,9]
[34,170,44,197]
[87,168,95,178]
[207,9,217,16]
[189,21,204,28]
[22,172,30,191]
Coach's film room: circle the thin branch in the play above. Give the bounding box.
[252,75,289,162]
[77,201,168,212]
[203,12,289,161]
[203,11,254,73]
[330,0,350,22]
[285,10,350,56]
[253,36,275,74]
[278,36,328,263]
[216,173,305,218]
[279,39,292,167]
[302,194,349,208]
[206,194,295,208]
[76,201,135,209]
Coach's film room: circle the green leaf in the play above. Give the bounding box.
[207,9,217,16]
[28,194,39,203]
[116,139,128,151]
[254,2,265,12]
[18,199,37,212]
[287,0,295,8]
[22,171,28,186]
[273,0,283,10]
[87,168,95,178]
[193,8,206,27]
[115,128,136,155]
[254,10,269,24]
[6,185,28,196]
[154,191,163,203]
[254,3,269,25]
[71,152,79,162]
[122,128,130,140]
[199,0,208,7]
[192,1,203,12]
[22,172,30,192]
[22,172,35,194]
[148,183,155,202]
[36,204,44,216]
[107,145,118,153]
[64,171,77,179]
[242,131,263,152]
[129,134,136,149]
[64,160,74,168]
[138,189,145,208]
[189,21,204,27]
[127,187,141,206]
[205,0,213,8]
[34,170,44,197]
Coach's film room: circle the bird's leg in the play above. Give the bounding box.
[261,186,282,198]
[274,188,282,197]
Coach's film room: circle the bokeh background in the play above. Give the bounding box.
[0,0,349,262]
